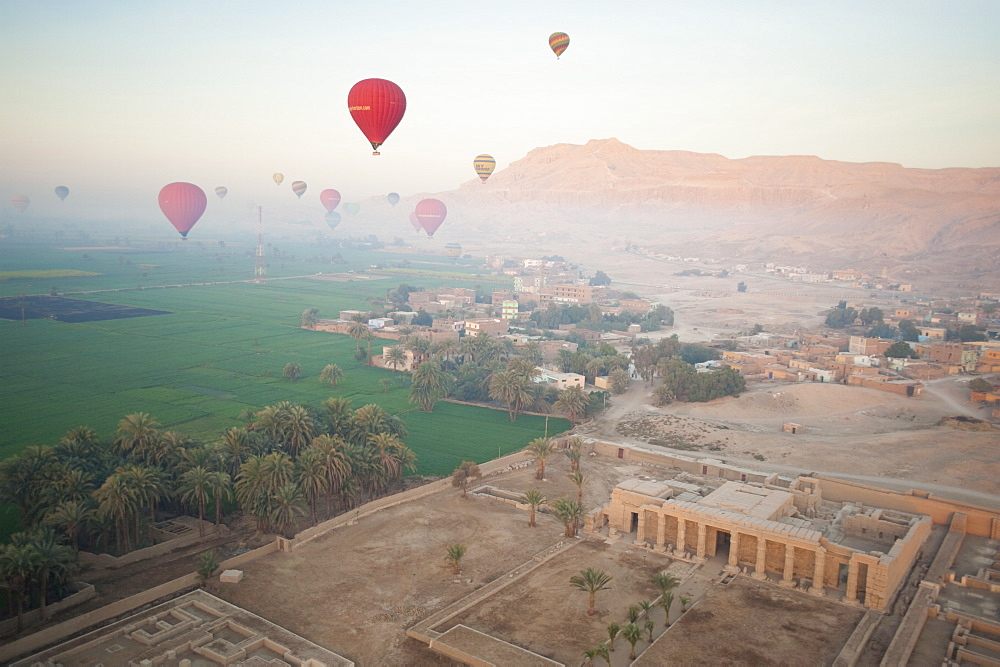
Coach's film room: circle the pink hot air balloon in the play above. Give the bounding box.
[320,189,341,213]
[414,198,447,237]
[158,182,207,239]
[409,211,422,233]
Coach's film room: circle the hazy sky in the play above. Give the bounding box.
[2,0,998,221]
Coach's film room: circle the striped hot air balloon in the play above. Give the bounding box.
[444,242,462,259]
[549,32,570,58]
[325,211,341,230]
[11,195,30,213]
[291,181,307,198]
[215,187,228,199]
[473,154,496,183]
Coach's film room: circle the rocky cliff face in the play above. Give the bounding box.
[370,138,1000,282]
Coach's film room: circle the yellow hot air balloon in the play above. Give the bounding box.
[273,173,284,186]
[473,154,496,183]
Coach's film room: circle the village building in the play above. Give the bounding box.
[533,367,585,389]
[537,283,608,305]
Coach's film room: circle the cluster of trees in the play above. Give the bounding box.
[0,399,418,625]
[389,334,609,422]
[623,336,745,404]
[528,303,674,334]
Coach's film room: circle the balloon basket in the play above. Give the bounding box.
[372,151,380,156]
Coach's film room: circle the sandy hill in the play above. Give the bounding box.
[356,138,1000,283]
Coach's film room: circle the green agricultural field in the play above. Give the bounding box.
[1,241,569,481]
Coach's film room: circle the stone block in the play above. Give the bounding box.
[220,569,244,583]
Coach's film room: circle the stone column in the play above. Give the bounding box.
[845,561,860,604]
[654,513,668,552]
[810,549,827,596]
[674,518,687,557]
[696,522,708,561]
[751,535,768,580]
[635,510,647,545]
[779,544,796,587]
[725,532,740,574]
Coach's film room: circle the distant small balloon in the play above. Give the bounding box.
[473,154,496,183]
[291,181,307,198]
[11,195,30,213]
[387,192,400,206]
[215,187,228,199]
[444,242,462,259]
[273,173,284,185]
[320,189,341,213]
[549,32,570,58]
[325,211,341,230]
[414,198,447,237]
[55,186,70,201]
[343,202,361,216]
[409,212,422,233]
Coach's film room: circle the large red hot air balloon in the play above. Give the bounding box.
[414,198,447,237]
[320,189,341,213]
[348,78,406,155]
[158,182,207,239]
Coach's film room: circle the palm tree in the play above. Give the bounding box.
[94,473,138,554]
[308,435,351,515]
[595,642,610,665]
[525,437,554,480]
[609,368,630,394]
[282,362,302,382]
[639,599,653,618]
[384,344,407,372]
[29,528,76,620]
[44,500,94,551]
[406,335,433,364]
[621,623,641,660]
[553,386,588,425]
[583,647,597,666]
[216,427,254,478]
[570,567,612,616]
[197,550,220,587]
[0,543,39,631]
[114,413,160,458]
[489,370,532,422]
[119,464,167,545]
[521,489,545,527]
[445,543,467,574]
[654,572,680,626]
[277,404,314,458]
[409,360,451,412]
[296,449,329,525]
[350,403,407,444]
[607,622,621,652]
[451,461,481,497]
[319,363,345,387]
[235,456,270,532]
[347,319,370,356]
[645,618,655,642]
[552,498,582,537]
[269,483,307,536]
[568,470,586,508]
[179,466,213,537]
[209,471,232,528]
[322,397,354,438]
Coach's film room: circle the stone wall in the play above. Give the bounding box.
[79,522,228,569]
[0,583,95,638]
[841,513,912,542]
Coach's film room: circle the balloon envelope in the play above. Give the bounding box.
[320,189,341,213]
[415,198,447,237]
[387,192,400,206]
[215,187,228,199]
[54,186,69,201]
[11,195,30,213]
[473,154,496,183]
[444,242,462,258]
[273,173,284,185]
[348,78,406,154]
[549,32,570,58]
[325,211,341,230]
[409,212,422,232]
[343,202,361,216]
[291,181,307,198]
[158,182,207,238]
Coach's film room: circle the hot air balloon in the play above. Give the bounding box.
[387,192,400,206]
[55,186,69,201]
[414,198,447,237]
[320,189,341,213]
[325,211,341,230]
[343,202,361,216]
[348,78,406,155]
[273,173,284,185]
[549,32,570,58]
[409,212,422,233]
[215,187,228,199]
[158,182,207,239]
[444,242,462,259]
[291,181,307,198]
[11,195,30,213]
[473,155,496,183]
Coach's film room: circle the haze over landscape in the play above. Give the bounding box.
[2,2,1000,666]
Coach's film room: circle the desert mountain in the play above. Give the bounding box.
[365,139,1000,283]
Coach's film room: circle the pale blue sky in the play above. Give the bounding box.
[2,0,998,221]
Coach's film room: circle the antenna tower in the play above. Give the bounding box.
[253,206,266,283]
